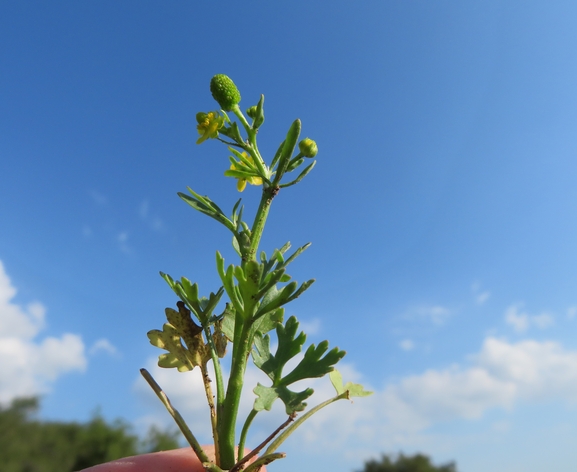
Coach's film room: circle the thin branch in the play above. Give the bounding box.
[217,137,244,148]
[140,369,210,464]
[230,414,295,472]
[200,362,219,463]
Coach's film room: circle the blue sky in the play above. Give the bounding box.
[2,2,577,471]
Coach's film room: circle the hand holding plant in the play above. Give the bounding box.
[142,74,372,472]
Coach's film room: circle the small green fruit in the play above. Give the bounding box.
[210,74,241,111]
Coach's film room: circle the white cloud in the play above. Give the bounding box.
[567,306,577,319]
[0,260,87,405]
[260,335,577,469]
[399,339,415,351]
[504,304,554,333]
[298,318,321,335]
[89,338,118,356]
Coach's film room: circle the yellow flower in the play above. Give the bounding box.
[196,111,224,144]
[229,153,263,192]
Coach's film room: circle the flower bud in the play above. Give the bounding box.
[246,106,257,118]
[298,138,318,158]
[196,112,208,124]
[210,74,241,111]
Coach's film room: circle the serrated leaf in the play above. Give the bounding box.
[252,317,305,384]
[253,383,313,414]
[253,383,278,411]
[329,369,373,398]
[280,341,345,386]
[252,333,275,380]
[255,281,298,318]
[252,308,283,336]
[220,304,236,341]
[147,324,194,372]
[212,321,228,358]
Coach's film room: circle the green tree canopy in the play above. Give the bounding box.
[0,397,180,472]
[359,453,457,472]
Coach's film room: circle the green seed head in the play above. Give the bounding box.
[210,74,241,111]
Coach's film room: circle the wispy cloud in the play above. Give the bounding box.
[117,231,132,253]
[399,339,415,351]
[567,306,577,319]
[0,260,86,404]
[504,304,554,333]
[406,305,452,325]
[471,282,490,305]
[89,338,118,357]
[89,190,107,206]
[139,200,164,231]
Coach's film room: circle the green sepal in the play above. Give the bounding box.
[219,121,244,144]
[329,369,374,398]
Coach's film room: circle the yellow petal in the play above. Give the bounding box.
[237,179,247,192]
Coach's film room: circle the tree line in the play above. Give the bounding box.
[0,397,180,472]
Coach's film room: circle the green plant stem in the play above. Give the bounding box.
[237,409,258,462]
[232,414,294,472]
[264,392,349,455]
[243,453,286,472]
[218,322,253,470]
[230,105,269,180]
[245,186,276,263]
[140,369,210,464]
